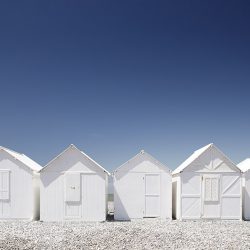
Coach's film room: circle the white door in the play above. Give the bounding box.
[144,174,160,217]
[221,174,241,219]
[202,174,220,219]
[81,174,104,221]
[0,171,10,218]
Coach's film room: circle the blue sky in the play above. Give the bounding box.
[0,1,250,170]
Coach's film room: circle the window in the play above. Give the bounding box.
[0,171,10,200]
[204,176,219,202]
[64,173,80,202]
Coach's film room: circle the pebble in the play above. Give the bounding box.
[0,219,249,249]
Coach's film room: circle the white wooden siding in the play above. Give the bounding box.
[0,151,38,220]
[176,144,242,220]
[114,152,172,221]
[40,146,108,222]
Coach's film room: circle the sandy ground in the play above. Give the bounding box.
[0,219,250,249]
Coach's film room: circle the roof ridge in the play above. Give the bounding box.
[173,143,239,175]
[172,143,213,175]
[0,146,42,172]
[114,150,171,173]
[40,144,110,175]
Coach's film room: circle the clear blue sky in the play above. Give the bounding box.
[0,1,250,170]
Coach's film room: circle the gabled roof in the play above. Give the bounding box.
[0,146,42,172]
[238,158,250,172]
[40,144,110,175]
[114,150,171,173]
[172,144,212,175]
[172,143,240,175]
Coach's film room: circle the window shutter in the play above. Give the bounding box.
[204,178,211,201]
[211,178,219,201]
[0,171,10,200]
[204,176,219,202]
[64,173,80,202]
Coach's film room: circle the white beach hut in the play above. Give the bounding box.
[40,144,110,222]
[0,146,42,220]
[172,143,242,220]
[113,150,172,220]
[238,158,250,220]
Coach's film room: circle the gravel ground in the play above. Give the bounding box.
[0,219,250,249]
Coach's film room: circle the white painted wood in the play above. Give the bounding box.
[81,174,106,221]
[203,175,219,202]
[237,160,250,220]
[0,147,42,220]
[243,172,250,220]
[181,173,201,219]
[220,174,241,219]
[0,171,10,200]
[114,172,144,220]
[114,151,171,220]
[202,174,220,219]
[144,174,160,217]
[40,144,109,222]
[65,173,80,202]
[173,144,241,220]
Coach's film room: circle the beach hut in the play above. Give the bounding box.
[40,144,110,221]
[113,150,172,220]
[238,158,250,220]
[172,143,242,220]
[0,146,42,220]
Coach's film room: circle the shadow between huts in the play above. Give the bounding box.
[110,187,131,222]
[243,185,249,220]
